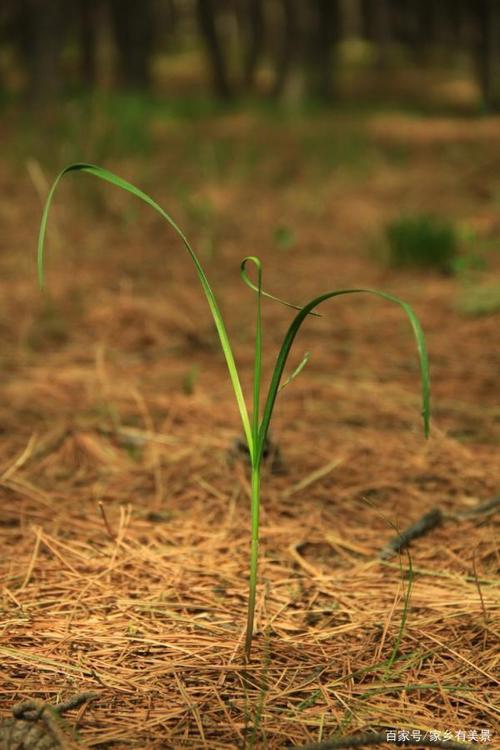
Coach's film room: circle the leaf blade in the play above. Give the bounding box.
[258,288,430,461]
[37,163,253,455]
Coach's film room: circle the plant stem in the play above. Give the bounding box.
[245,463,261,659]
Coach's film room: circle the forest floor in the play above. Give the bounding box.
[0,89,499,749]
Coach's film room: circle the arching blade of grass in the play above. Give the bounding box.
[239,286,429,657]
[37,163,254,459]
[257,288,430,464]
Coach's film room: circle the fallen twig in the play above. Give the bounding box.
[378,494,500,560]
[378,509,443,560]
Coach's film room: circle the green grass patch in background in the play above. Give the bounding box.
[385,213,458,272]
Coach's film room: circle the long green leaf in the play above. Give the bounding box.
[258,288,430,462]
[240,257,264,657]
[37,163,253,457]
[240,256,263,453]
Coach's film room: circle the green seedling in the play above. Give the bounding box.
[38,163,430,660]
[385,213,458,272]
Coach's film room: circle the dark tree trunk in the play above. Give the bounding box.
[241,0,265,90]
[475,0,500,111]
[0,1,16,94]
[453,0,475,48]
[307,0,339,101]
[446,0,465,42]
[371,0,392,69]
[164,0,179,46]
[109,0,154,90]
[360,0,375,41]
[196,0,232,99]
[270,0,299,99]
[414,0,439,64]
[21,0,66,103]
[430,0,460,50]
[79,0,100,87]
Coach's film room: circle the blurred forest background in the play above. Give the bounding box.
[1,0,500,111]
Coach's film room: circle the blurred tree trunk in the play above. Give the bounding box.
[453,0,475,47]
[79,0,100,87]
[271,0,338,103]
[196,0,232,99]
[271,0,298,99]
[404,0,427,58]
[163,0,179,47]
[0,1,15,95]
[306,0,339,101]
[241,0,265,90]
[429,0,461,56]
[339,0,363,38]
[414,0,439,64]
[109,0,154,90]
[445,0,465,43]
[371,0,392,69]
[475,0,500,111]
[21,0,66,103]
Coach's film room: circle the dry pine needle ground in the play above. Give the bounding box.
[1,107,499,748]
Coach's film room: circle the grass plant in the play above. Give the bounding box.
[37,163,430,660]
[385,213,458,271]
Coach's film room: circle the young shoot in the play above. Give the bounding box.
[37,164,430,660]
